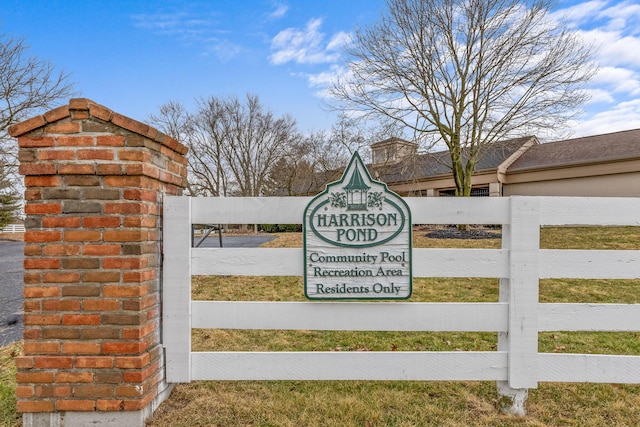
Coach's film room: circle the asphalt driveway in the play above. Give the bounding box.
[0,241,24,346]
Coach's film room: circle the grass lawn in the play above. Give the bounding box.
[148,226,640,426]
[2,226,640,426]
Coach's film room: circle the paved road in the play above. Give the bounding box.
[0,235,275,346]
[0,241,24,346]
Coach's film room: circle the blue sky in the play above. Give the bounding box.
[2,0,640,139]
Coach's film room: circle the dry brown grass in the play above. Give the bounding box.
[148,227,640,426]
[0,232,23,242]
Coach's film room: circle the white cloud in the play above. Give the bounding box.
[553,0,640,136]
[573,99,640,136]
[584,88,615,104]
[131,11,244,61]
[591,66,640,95]
[269,18,345,65]
[267,3,289,20]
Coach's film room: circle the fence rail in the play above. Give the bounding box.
[0,223,25,233]
[163,196,640,392]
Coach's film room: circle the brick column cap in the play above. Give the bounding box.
[8,98,187,156]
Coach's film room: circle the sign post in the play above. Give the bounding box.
[304,152,412,300]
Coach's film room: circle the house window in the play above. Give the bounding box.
[439,187,490,197]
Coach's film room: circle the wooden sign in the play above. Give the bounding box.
[304,152,412,300]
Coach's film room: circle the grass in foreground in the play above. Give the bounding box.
[0,341,21,427]
[148,226,640,426]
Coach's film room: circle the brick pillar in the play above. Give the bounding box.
[9,98,188,426]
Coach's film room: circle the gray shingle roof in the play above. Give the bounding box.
[508,128,640,172]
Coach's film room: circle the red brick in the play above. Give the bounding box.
[34,385,72,398]
[15,385,34,398]
[82,244,121,256]
[82,271,120,282]
[61,342,101,355]
[123,189,157,202]
[24,189,42,201]
[124,361,158,383]
[88,102,113,121]
[62,314,100,325]
[24,175,62,187]
[103,175,144,188]
[16,372,55,384]
[103,285,148,297]
[77,149,114,160]
[23,286,59,298]
[83,299,119,311]
[63,230,101,242]
[58,163,95,175]
[34,356,73,369]
[41,328,80,340]
[97,135,125,147]
[123,270,156,283]
[56,135,94,147]
[23,314,61,326]
[111,113,151,136]
[76,356,115,369]
[103,230,146,242]
[43,244,81,256]
[58,300,82,312]
[25,231,61,243]
[55,372,94,383]
[95,163,124,175]
[118,149,150,162]
[22,341,61,354]
[15,356,34,369]
[37,149,76,160]
[102,341,148,354]
[23,300,41,312]
[40,300,59,311]
[42,271,80,283]
[123,323,156,340]
[97,399,125,411]
[123,216,157,228]
[23,244,42,256]
[115,353,150,369]
[17,136,55,148]
[43,105,71,122]
[24,203,62,215]
[73,384,114,398]
[80,328,120,340]
[115,385,144,397]
[56,400,95,411]
[43,217,81,228]
[19,163,56,175]
[9,115,47,137]
[69,98,91,110]
[103,257,147,269]
[22,328,40,339]
[82,217,121,228]
[17,400,55,413]
[104,202,150,215]
[24,258,60,270]
[44,122,80,134]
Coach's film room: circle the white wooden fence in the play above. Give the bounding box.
[1,223,25,233]
[162,196,640,391]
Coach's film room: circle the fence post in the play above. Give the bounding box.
[497,196,540,415]
[162,196,192,383]
[11,98,188,426]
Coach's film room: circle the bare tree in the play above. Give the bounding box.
[330,0,595,196]
[0,34,75,219]
[149,100,230,197]
[150,95,297,198]
[215,94,297,197]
